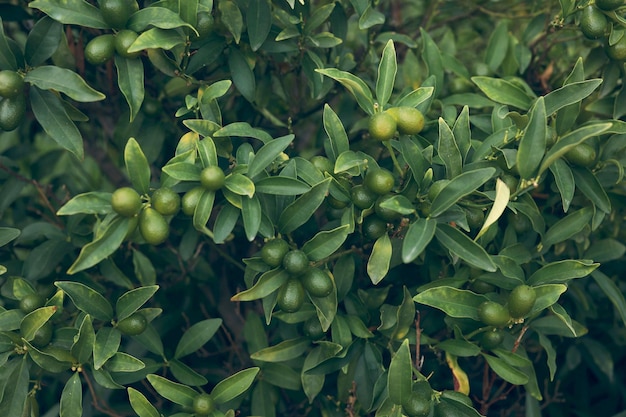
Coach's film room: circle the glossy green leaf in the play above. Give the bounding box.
[20,306,56,341]
[414,287,487,320]
[247,0,271,50]
[0,17,17,70]
[125,138,151,195]
[430,167,496,217]
[93,327,122,370]
[250,338,310,362]
[437,117,462,179]
[516,97,546,179]
[302,225,350,261]
[527,260,598,285]
[420,28,444,98]
[24,17,63,66]
[387,339,412,406]
[214,121,272,143]
[132,250,156,287]
[549,159,575,212]
[127,387,160,417]
[437,339,481,357]
[211,367,260,404]
[402,218,436,263]
[591,270,626,326]
[192,189,215,233]
[255,176,311,195]
[115,55,144,122]
[228,46,255,102]
[30,0,107,28]
[571,167,611,213]
[169,359,208,386]
[55,281,114,321]
[395,86,434,108]
[376,40,397,107]
[242,194,262,241]
[485,21,509,71]
[106,352,145,372]
[528,284,567,316]
[231,268,289,302]
[471,76,533,110]
[248,134,294,178]
[175,318,222,359]
[435,223,497,271]
[399,136,427,185]
[278,178,331,234]
[213,204,240,244]
[25,66,105,102]
[30,87,83,159]
[219,0,243,43]
[128,7,196,32]
[0,309,24,331]
[536,332,557,381]
[225,173,255,197]
[482,354,528,384]
[544,79,602,115]
[57,192,112,215]
[147,374,197,407]
[60,372,83,417]
[543,207,593,248]
[323,104,350,160]
[0,227,20,247]
[197,136,218,168]
[25,342,72,373]
[367,234,392,285]
[71,315,95,364]
[316,68,375,115]
[128,28,186,52]
[161,162,202,181]
[116,286,159,321]
[530,314,587,338]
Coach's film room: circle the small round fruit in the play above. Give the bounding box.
[579,6,608,39]
[362,215,387,240]
[508,212,531,234]
[507,284,537,319]
[111,187,142,217]
[481,329,504,350]
[310,155,334,174]
[114,29,141,59]
[282,250,310,275]
[477,301,511,327]
[351,185,378,209]
[200,166,226,191]
[565,143,596,167]
[386,106,425,135]
[428,179,450,202]
[0,94,26,131]
[277,279,305,313]
[260,239,290,268]
[596,0,623,11]
[98,0,139,29]
[466,207,484,230]
[84,34,116,65]
[19,293,45,314]
[192,393,216,416]
[151,187,180,216]
[327,194,349,209]
[364,168,395,195]
[403,382,432,417]
[31,322,54,348]
[139,207,169,245]
[469,279,496,294]
[194,12,215,40]
[607,35,626,61]
[116,312,148,336]
[301,268,333,297]
[368,112,397,141]
[0,70,24,98]
[302,317,325,339]
[374,195,402,222]
[182,186,205,216]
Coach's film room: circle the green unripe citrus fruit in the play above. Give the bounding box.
[111,187,142,217]
[194,12,215,40]
[507,284,537,319]
[0,94,26,131]
[0,70,24,98]
[403,382,432,417]
[151,187,180,216]
[351,184,378,209]
[302,317,325,339]
[200,166,225,191]
[116,312,148,335]
[374,194,402,222]
[368,112,397,141]
[19,293,45,314]
[114,30,141,59]
[565,143,596,167]
[386,106,425,135]
[428,179,450,201]
[607,35,626,61]
[477,301,511,327]
[31,322,54,348]
[182,186,205,216]
[466,207,484,230]
[98,0,139,29]
[362,215,387,240]
[301,268,333,297]
[469,279,496,294]
[260,239,290,268]
[508,212,532,234]
[84,34,116,65]
[596,0,623,11]
[138,207,169,245]
[277,279,305,313]
[364,167,395,195]
[481,329,504,350]
[192,393,216,416]
[282,250,309,275]
[579,6,608,39]
[310,155,334,174]
[327,194,349,209]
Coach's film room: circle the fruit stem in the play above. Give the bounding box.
[383,140,405,179]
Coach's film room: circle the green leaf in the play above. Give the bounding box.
[128,28,186,52]
[247,0,271,51]
[255,176,311,195]
[213,204,240,244]
[219,0,243,43]
[29,0,107,29]
[528,284,567,316]
[174,318,222,359]
[453,105,472,161]
[161,162,202,181]
[197,136,218,168]
[55,281,114,321]
[93,327,122,370]
[430,167,496,217]
[571,167,611,213]
[387,339,413,406]
[231,268,289,302]
[228,46,255,102]
[420,28,444,98]
[323,104,350,161]
[24,17,63,67]
[57,192,112,215]
[169,359,208,386]
[516,97,546,179]
[310,284,338,332]
[71,315,95,364]
[128,7,196,32]
[302,225,350,261]
[0,17,18,70]
[25,342,72,373]
[549,159,575,212]
[399,136,427,185]
[250,338,310,362]
[67,216,131,275]
[376,40,397,108]
[20,306,56,341]
[367,234,392,285]
[146,374,197,407]
[542,207,593,248]
[536,332,557,381]
[115,55,144,122]
[527,260,598,285]
[591,270,626,326]
[414,287,487,320]
[435,223,497,272]
[482,354,529,385]
[0,309,24,331]
[544,79,602,115]
[402,218,436,263]
[242,194,262,241]
[127,388,160,417]
[0,227,20,247]
[106,352,145,372]
[485,21,509,71]
[125,138,151,195]
[471,76,533,110]
[316,68,375,115]
[437,117,462,179]
[132,249,157,286]
[60,372,83,417]
[437,339,481,357]
[214,121,272,143]
[116,286,159,321]
[192,189,215,233]
[224,173,255,198]
[278,177,331,234]
[30,87,83,159]
[25,66,105,102]
[248,135,294,178]
[211,367,260,404]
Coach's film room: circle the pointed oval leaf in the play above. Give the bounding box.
[57,192,112,215]
[302,225,350,261]
[430,168,496,218]
[225,173,255,198]
[115,285,159,321]
[25,66,105,102]
[94,327,122,370]
[211,367,260,404]
[29,0,107,28]
[250,338,310,362]
[147,374,197,407]
[543,207,593,248]
[115,55,144,122]
[124,138,150,195]
[247,0,271,50]
[376,40,397,107]
[475,178,510,240]
[106,352,145,372]
[437,117,462,179]
[254,176,311,195]
[278,178,331,234]
[482,354,529,385]
[414,287,487,320]
[161,162,202,181]
[20,306,56,341]
[471,76,533,110]
[323,104,349,160]
[517,97,547,179]
[128,7,196,32]
[174,318,222,359]
[527,260,599,285]
[435,223,497,271]
[402,218,436,263]
[60,372,83,417]
[71,314,95,364]
[231,268,290,302]
[316,68,375,115]
[367,233,392,285]
[248,134,294,179]
[127,387,160,417]
[24,17,63,67]
[55,281,114,321]
[387,339,412,406]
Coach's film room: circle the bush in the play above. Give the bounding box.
[1,1,626,416]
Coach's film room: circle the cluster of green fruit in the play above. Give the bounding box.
[181,165,226,215]
[0,70,26,131]
[368,106,425,141]
[355,167,404,240]
[578,0,626,60]
[260,240,334,313]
